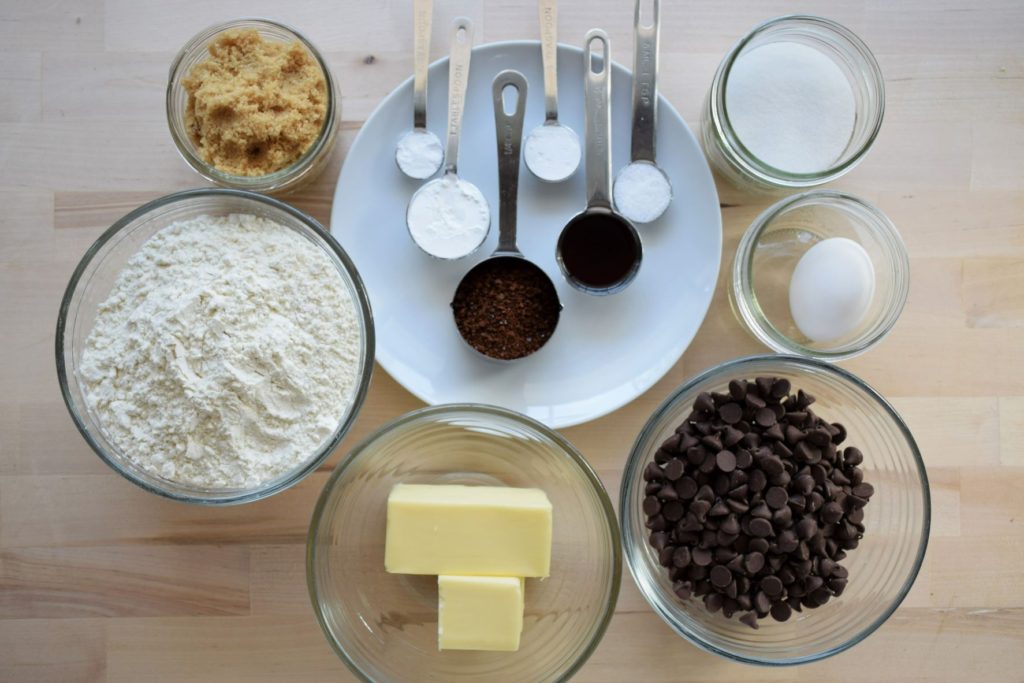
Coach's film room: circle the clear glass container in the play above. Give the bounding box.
[731,190,909,361]
[701,15,885,193]
[620,355,930,665]
[307,404,621,682]
[55,189,374,505]
[166,19,340,195]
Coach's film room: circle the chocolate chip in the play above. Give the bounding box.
[755,407,777,427]
[749,518,773,538]
[710,565,733,588]
[675,477,698,499]
[692,547,713,566]
[664,459,684,481]
[760,575,783,597]
[643,462,664,481]
[694,393,715,413]
[739,611,760,629]
[765,486,789,510]
[719,402,743,424]
[770,600,792,621]
[852,482,875,499]
[716,450,737,473]
[673,546,692,568]
[643,496,661,515]
[744,551,765,575]
[663,500,685,522]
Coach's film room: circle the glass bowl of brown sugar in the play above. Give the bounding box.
[166,18,340,194]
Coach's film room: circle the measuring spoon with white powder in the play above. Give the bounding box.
[396,0,444,179]
[406,18,490,260]
[523,0,581,182]
[613,0,673,225]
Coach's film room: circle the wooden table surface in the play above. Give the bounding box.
[2,1,1023,681]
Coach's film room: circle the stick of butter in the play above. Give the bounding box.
[438,575,524,652]
[384,484,552,577]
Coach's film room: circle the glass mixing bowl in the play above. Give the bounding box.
[620,355,929,665]
[55,188,374,505]
[307,404,621,682]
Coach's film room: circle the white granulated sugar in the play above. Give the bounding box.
[613,162,673,224]
[79,214,362,490]
[396,129,444,179]
[524,123,581,182]
[725,41,856,174]
[407,174,490,259]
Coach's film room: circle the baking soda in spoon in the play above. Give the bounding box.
[396,0,444,179]
[726,41,856,174]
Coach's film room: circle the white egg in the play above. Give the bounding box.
[788,238,875,343]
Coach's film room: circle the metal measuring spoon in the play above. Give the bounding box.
[613,0,673,224]
[452,70,562,361]
[396,0,444,179]
[556,30,643,295]
[523,0,581,183]
[406,18,490,260]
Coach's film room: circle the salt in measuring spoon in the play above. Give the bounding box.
[556,30,643,295]
[613,0,672,225]
[523,0,581,183]
[406,18,490,260]
[395,0,444,179]
[452,70,562,361]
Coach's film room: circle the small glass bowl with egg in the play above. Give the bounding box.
[731,190,909,361]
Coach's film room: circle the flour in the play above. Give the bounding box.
[725,41,856,174]
[79,214,362,490]
[407,174,490,259]
[396,128,444,179]
[613,162,672,224]
[524,123,581,182]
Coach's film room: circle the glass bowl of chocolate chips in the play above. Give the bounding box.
[620,354,930,665]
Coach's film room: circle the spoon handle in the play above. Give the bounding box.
[583,29,613,209]
[539,0,559,122]
[444,17,474,176]
[630,0,660,163]
[412,0,433,129]
[493,70,528,254]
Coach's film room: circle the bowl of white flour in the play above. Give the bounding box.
[56,189,374,504]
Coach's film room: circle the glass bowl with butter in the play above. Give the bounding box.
[307,404,621,681]
[166,18,340,194]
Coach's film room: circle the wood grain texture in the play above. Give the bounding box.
[1,0,1023,681]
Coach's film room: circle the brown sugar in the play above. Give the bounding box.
[183,29,328,176]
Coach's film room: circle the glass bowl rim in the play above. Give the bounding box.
[732,189,910,361]
[306,402,624,682]
[618,353,931,666]
[165,17,339,190]
[54,187,376,505]
[709,14,886,188]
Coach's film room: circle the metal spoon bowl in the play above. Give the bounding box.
[452,70,562,362]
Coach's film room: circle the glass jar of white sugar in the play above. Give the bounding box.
[701,15,885,193]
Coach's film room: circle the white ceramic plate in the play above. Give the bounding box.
[331,41,721,428]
